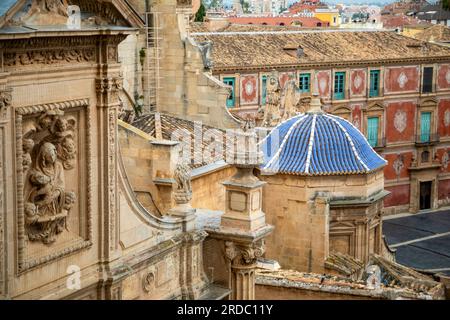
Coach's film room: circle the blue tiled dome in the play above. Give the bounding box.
[260,107,387,176]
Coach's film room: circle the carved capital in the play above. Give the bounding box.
[95,76,123,94]
[225,240,265,267]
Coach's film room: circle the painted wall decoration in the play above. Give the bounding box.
[384,66,419,93]
[350,69,366,96]
[394,109,407,133]
[436,148,450,173]
[438,99,450,138]
[386,101,415,143]
[240,74,259,105]
[437,64,450,90]
[278,72,296,89]
[351,104,362,130]
[316,70,331,98]
[384,152,413,180]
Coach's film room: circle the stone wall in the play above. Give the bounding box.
[151,0,240,129]
[258,171,385,273]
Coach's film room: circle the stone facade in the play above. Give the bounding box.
[0,0,239,300]
[258,171,386,273]
[188,28,450,215]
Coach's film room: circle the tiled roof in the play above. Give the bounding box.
[131,112,226,169]
[260,111,387,175]
[413,24,450,43]
[190,30,450,70]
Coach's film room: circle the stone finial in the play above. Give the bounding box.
[307,94,324,114]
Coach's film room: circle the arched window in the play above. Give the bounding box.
[317,22,322,27]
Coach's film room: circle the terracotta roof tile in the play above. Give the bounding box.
[191,30,450,71]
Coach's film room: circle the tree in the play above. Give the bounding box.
[240,0,250,13]
[195,2,206,22]
[443,0,450,10]
[209,0,223,9]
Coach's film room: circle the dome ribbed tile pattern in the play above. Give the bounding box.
[260,112,387,175]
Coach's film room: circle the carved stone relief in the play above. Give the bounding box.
[15,99,92,272]
[4,48,96,69]
[394,109,407,133]
[142,272,156,293]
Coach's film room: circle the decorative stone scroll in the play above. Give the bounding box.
[15,99,92,272]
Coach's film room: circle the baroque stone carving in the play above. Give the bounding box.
[225,240,265,266]
[3,48,96,68]
[0,89,12,119]
[15,99,92,272]
[197,41,213,69]
[22,110,77,244]
[142,272,155,293]
[173,160,192,204]
[394,109,407,133]
[397,72,408,89]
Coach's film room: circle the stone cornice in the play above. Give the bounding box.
[212,56,450,74]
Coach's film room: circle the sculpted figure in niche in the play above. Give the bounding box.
[23,110,77,245]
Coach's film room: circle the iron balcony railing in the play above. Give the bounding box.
[415,133,440,145]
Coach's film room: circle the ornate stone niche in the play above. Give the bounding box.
[15,99,92,272]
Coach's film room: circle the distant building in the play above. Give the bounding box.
[190,28,450,215]
[416,2,450,26]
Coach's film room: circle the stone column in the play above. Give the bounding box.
[225,241,265,300]
[210,125,273,300]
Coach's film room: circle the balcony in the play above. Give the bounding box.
[415,133,439,146]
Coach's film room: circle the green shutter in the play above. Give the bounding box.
[262,75,267,105]
[369,70,380,97]
[299,73,310,93]
[367,117,379,147]
[223,77,235,108]
[334,72,345,100]
[420,112,431,142]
